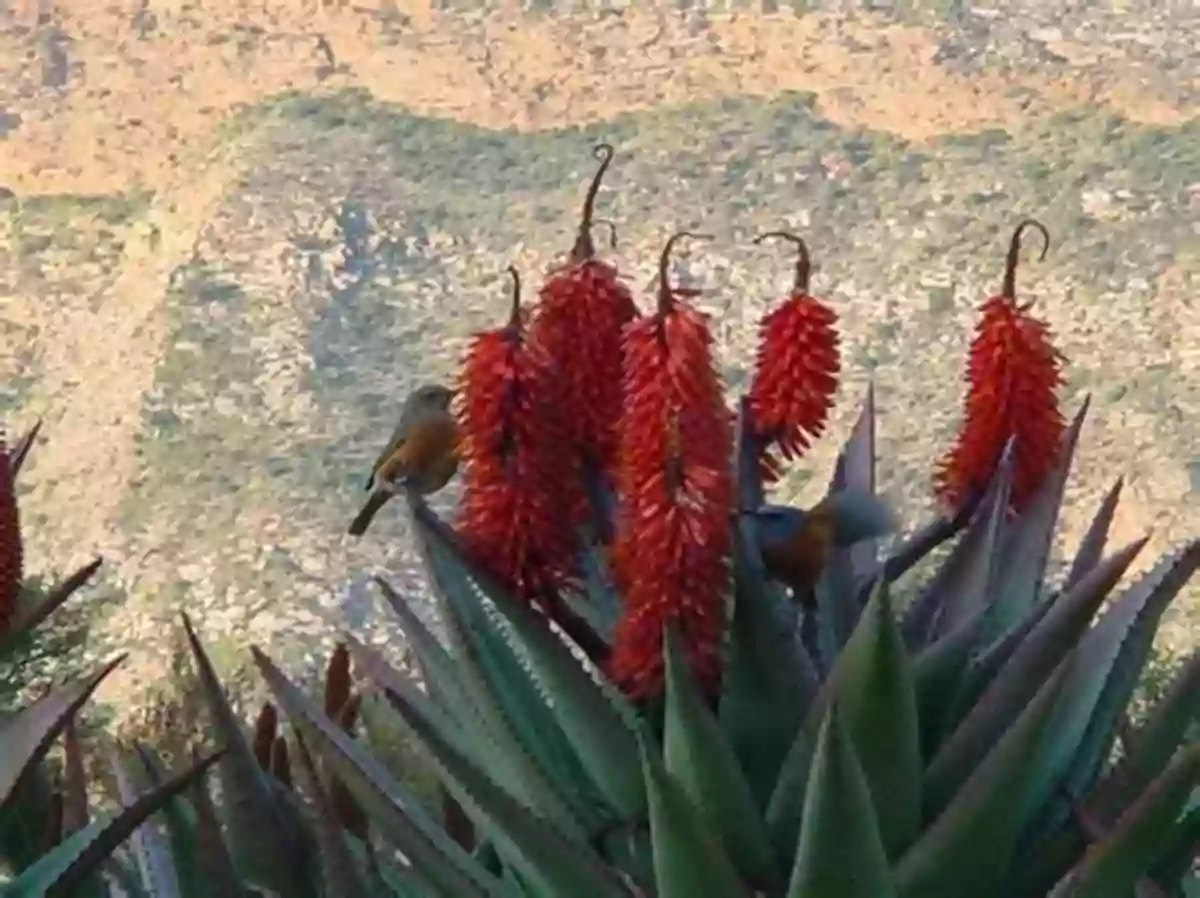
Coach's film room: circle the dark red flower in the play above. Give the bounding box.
[455,267,580,612]
[746,231,841,484]
[531,144,638,510]
[609,232,735,702]
[935,219,1067,515]
[0,434,21,638]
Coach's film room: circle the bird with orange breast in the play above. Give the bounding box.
[348,383,460,537]
[750,489,897,609]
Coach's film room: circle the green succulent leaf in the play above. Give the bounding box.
[250,646,508,898]
[1023,541,1200,843]
[108,745,181,898]
[0,657,123,808]
[818,386,880,647]
[924,538,1147,817]
[300,639,634,898]
[834,581,922,857]
[409,500,637,825]
[1062,477,1124,592]
[911,610,983,762]
[288,728,374,898]
[1147,802,1200,889]
[1062,742,1200,898]
[1100,647,1200,816]
[182,747,246,898]
[785,702,895,898]
[767,581,916,864]
[902,440,1013,649]
[986,398,1089,640]
[180,614,319,898]
[0,557,104,655]
[721,516,817,811]
[640,730,748,898]
[662,625,778,890]
[894,660,1072,898]
[2,752,222,898]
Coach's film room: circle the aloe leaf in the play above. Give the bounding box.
[0,657,124,807]
[1147,803,1200,889]
[818,386,880,647]
[1063,477,1124,592]
[924,538,1147,817]
[662,626,778,890]
[9,418,42,478]
[912,611,984,761]
[109,745,181,898]
[902,442,1013,649]
[735,395,766,511]
[987,398,1089,640]
[179,614,318,898]
[894,661,1072,898]
[721,515,817,811]
[130,745,212,898]
[183,746,245,898]
[410,500,645,823]
[640,730,747,898]
[785,702,895,898]
[1063,743,1200,898]
[766,581,905,864]
[372,577,477,725]
[408,501,621,828]
[949,590,1056,725]
[2,752,222,898]
[287,639,634,898]
[60,717,90,835]
[347,636,547,829]
[0,557,104,654]
[835,581,922,857]
[1022,541,1200,844]
[250,646,508,898]
[1100,647,1200,816]
[288,728,374,898]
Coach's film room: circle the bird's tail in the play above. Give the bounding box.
[814,489,897,548]
[348,490,392,537]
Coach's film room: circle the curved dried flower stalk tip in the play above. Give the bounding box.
[753,230,812,293]
[505,265,522,327]
[570,143,616,262]
[656,230,714,314]
[1001,218,1051,302]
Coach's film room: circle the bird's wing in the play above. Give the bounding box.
[364,420,411,491]
[752,504,809,545]
[381,414,459,488]
[815,489,897,547]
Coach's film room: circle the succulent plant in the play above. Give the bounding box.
[233,161,1196,897]
[0,420,222,896]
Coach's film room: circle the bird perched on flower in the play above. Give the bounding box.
[348,384,460,537]
[751,489,896,610]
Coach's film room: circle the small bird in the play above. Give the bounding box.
[751,489,897,609]
[348,384,460,537]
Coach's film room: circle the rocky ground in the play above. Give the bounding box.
[0,0,1196,735]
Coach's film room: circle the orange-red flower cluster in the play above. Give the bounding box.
[0,433,22,637]
[608,232,735,701]
[531,144,638,485]
[935,219,1067,515]
[454,268,580,611]
[747,232,841,484]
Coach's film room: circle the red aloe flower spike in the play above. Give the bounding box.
[746,231,841,484]
[934,218,1067,516]
[456,266,581,615]
[0,434,22,639]
[532,144,638,499]
[609,231,735,703]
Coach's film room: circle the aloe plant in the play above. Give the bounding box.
[229,386,1198,898]
[0,421,223,897]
